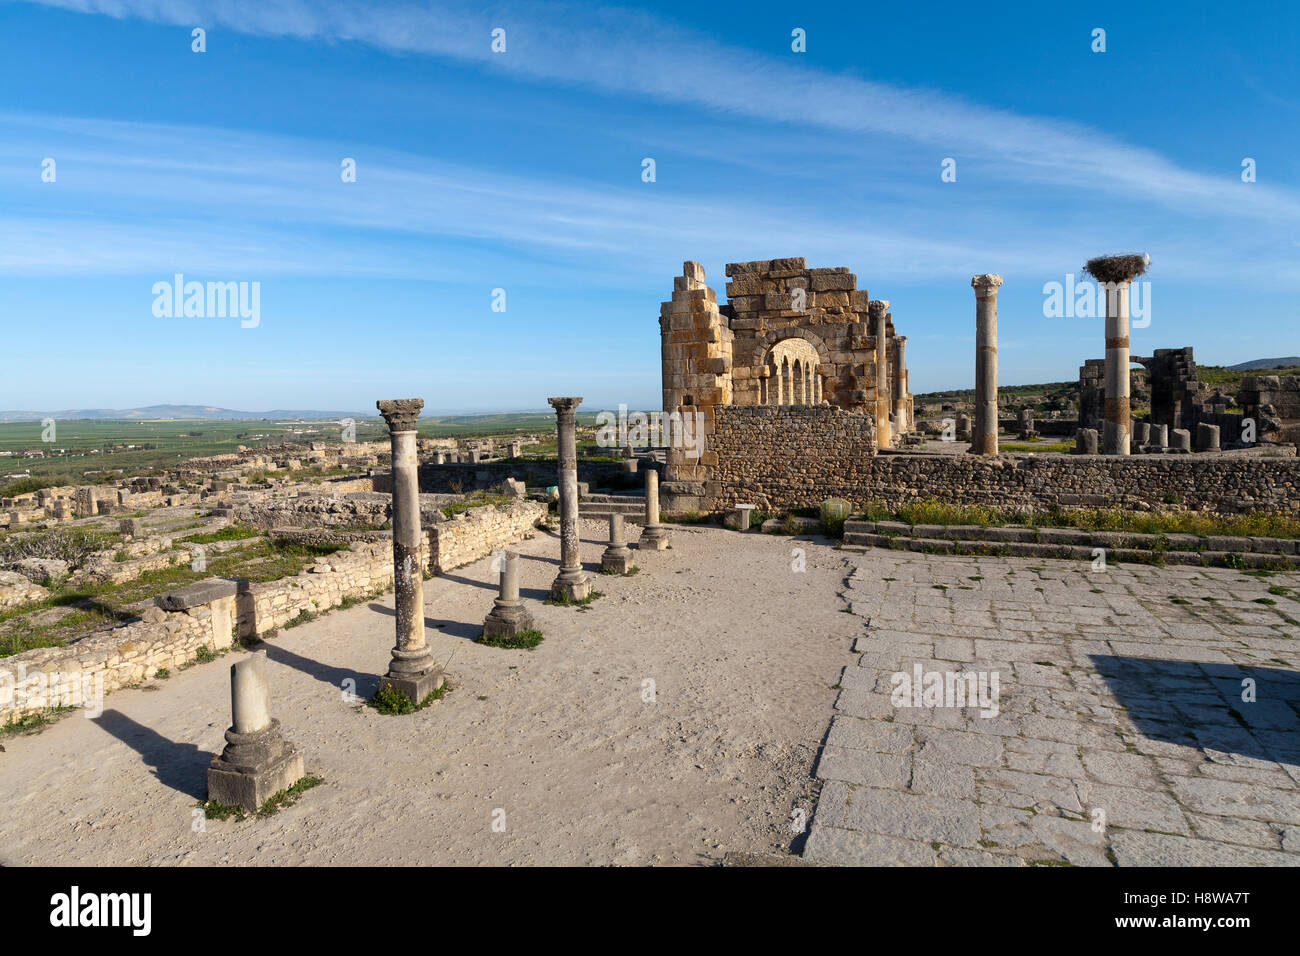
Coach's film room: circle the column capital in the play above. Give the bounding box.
[548,396,584,420]
[971,274,1003,296]
[376,398,424,432]
[867,299,890,321]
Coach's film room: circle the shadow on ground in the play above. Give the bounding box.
[1090,655,1300,766]
[93,709,210,799]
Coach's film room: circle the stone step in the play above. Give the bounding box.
[841,532,1300,568]
[842,520,1299,556]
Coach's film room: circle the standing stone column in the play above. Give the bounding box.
[376,398,443,704]
[548,397,593,601]
[638,465,671,551]
[601,513,635,573]
[207,651,305,813]
[869,300,892,448]
[1084,254,1148,455]
[893,336,909,433]
[483,550,534,638]
[970,275,1003,455]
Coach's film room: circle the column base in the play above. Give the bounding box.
[550,573,593,603]
[483,602,535,638]
[378,665,445,706]
[638,525,671,551]
[207,721,305,813]
[601,547,636,573]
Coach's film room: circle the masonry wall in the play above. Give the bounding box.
[0,502,545,725]
[668,425,1300,515]
[664,405,878,513]
[428,499,545,573]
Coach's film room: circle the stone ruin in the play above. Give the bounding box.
[659,257,915,512]
[1079,345,1300,452]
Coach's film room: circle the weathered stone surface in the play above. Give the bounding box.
[155,577,239,611]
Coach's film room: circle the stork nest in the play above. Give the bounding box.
[1083,254,1149,284]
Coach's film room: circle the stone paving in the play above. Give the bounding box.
[803,550,1300,866]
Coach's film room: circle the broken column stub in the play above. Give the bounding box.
[483,550,534,639]
[601,513,635,574]
[638,465,671,551]
[207,651,305,813]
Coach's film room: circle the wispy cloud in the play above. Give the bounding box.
[24,0,1300,221]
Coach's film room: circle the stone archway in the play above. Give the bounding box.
[764,336,823,406]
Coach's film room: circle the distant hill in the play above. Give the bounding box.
[0,404,373,423]
[1226,357,1300,371]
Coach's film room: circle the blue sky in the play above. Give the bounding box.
[0,0,1297,414]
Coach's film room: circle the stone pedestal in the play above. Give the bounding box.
[638,466,671,551]
[600,514,636,573]
[483,550,534,638]
[1197,422,1221,452]
[376,398,443,705]
[207,652,305,813]
[1076,428,1099,455]
[970,275,1003,455]
[548,397,593,601]
[727,503,758,531]
[1151,424,1169,449]
[1170,428,1192,453]
[1133,422,1151,446]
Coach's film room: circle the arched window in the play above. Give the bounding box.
[766,338,821,406]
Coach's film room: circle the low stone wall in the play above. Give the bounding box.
[684,443,1300,516]
[237,540,393,639]
[661,402,1300,516]
[428,499,545,573]
[0,499,548,724]
[0,588,229,726]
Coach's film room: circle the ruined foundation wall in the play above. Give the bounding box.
[669,445,1300,517]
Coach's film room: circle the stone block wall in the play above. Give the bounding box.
[668,437,1300,516]
[428,499,545,573]
[664,404,878,513]
[1239,375,1300,445]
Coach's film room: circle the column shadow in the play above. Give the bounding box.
[1089,655,1300,766]
[259,641,377,695]
[93,709,210,800]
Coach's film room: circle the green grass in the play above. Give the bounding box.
[179,524,260,544]
[440,490,513,518]
[545,589,604,607]
[368,681,450,715]
[1,705,74,737]
[476,628,544,649]
[0,537,340,659]
[854,498,1300,540]
[202,775,324,821]
[999,441,1074,453]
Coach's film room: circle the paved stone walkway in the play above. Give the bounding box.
[803,551,1300,866]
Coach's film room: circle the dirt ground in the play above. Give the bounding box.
[0,520,859,866]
